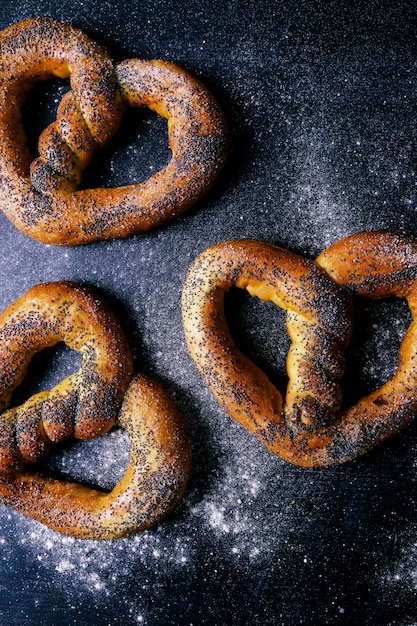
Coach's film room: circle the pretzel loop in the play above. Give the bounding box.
[182,240,353,465]
[0,282,133,471]
[0,18,122,194]
[0,373,191,540]
[182,233,417,467]
[316,230,417,449]
[0,18,228,245]
[0,282,191,539]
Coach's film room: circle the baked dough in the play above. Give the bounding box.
[0,18,228,245]
[0,282,191,538]
[182,234,417,466]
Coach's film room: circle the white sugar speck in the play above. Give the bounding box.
[56,560,76,573]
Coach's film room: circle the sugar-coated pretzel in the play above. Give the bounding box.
[0,282,191,539]
[182,234,417,467]
[0,18,228,245]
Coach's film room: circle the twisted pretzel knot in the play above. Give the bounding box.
[0,18,228,245]
[0,282,191,539]
[182,231,417,467]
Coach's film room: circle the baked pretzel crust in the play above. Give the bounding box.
[182,234,417,466]
[0,18,228,245]
[0,374,191,540]
[0,282,191,538]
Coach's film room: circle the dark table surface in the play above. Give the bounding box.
[0,1,416,624]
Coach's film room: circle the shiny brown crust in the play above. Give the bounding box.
[182,234,417,467]
[0,18,228,245]
[0,282,191,538]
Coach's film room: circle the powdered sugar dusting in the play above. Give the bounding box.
[0,1,416,624]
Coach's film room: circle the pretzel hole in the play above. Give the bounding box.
[81,108,170,189]
[7,341,130,491]
[342,297,411,406]
[224,287,291,389]
[37,427,130,492]
[224,289,412,410]
[21,79,171,189]
[21,77,70,160]
[10,343,81,409]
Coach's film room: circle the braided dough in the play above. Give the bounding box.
[0,18,228,245]
[182,233,417,467]
[0,282,191,539]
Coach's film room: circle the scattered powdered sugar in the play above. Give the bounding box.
[383,538,417,591]
[43,428,131,491]
[0,414,320,622]
[0,2,416,624]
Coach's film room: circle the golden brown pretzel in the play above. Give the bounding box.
[0,18,228,245]
[0,282,191,538]
[182,234,417,467]
[0,281,133,465]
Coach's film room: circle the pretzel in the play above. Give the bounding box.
[0,282,191,539]
[0,18,228,245]
[182,234,417,467]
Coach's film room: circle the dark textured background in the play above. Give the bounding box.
[0,1,416,624]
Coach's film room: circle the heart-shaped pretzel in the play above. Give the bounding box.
[0,282,191,539]
[182,234,417,467]
[0,18,228,245]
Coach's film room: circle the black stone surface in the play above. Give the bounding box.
[0,1,416,624]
